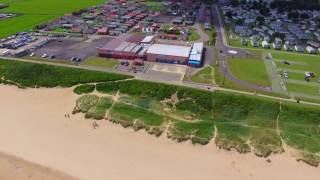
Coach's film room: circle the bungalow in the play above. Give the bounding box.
[283,44,293,51]
[62,24,73,29]
[307,41,320,49]
[306,46,317,54]
[240,38,248,46]
[251,40,259,47]
[262,40,270,49]
[294,45,305,53]
[273,42,282,50]
[173,17,183,25]
[109,30,121,36]
[185,20,194,26]
[97,27,108,35]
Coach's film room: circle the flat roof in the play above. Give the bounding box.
[146,44,191,57]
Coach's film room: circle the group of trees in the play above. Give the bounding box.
[229,0,319,11]
[270,0,320,11]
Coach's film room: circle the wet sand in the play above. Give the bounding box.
[0,85,319,180]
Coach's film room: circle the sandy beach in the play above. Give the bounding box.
[0,85,319,180]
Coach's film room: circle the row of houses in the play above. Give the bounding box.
[41,0,158,36]
[222,4,320,54]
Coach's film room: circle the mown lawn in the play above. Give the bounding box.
[0,0,105,37]
[273,52,320,74]
[273,52,320,98]
[83,57,119,69]
[228,56,271,87]
[286,83,320,96]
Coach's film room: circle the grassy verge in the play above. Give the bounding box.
[83,57,119,69]
[184,66,214,85]
[0,59,132,88]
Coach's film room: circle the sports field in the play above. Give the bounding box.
[272,52,320,99]
[0,0,105,38]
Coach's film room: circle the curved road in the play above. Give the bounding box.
[211,5,272,92]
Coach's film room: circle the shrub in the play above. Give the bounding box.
[74,84,95,95]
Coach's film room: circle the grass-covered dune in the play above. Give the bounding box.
[0,59,132,88]
[0,59,319,166]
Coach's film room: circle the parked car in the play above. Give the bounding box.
[41,53,47,58]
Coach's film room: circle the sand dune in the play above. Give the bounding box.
[0,85,319,180]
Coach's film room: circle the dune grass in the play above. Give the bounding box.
[0,59,131,88]
[74,84,96,95]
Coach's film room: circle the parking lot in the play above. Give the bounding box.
[136,63,186,83]
[32,36,113,61]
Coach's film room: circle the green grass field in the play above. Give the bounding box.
[0,0,105,38]
[228,55,272,87]
[83,57,119,69]
[272,52,320,98]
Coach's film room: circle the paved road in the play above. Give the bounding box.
[211,5,272,92]
[1,56,319,107]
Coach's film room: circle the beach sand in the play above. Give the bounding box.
[0,85,319,180]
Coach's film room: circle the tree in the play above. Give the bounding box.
[259,7,270,16]
[235,18,244,25]
[256,16,265,25]
[225,11,233,19]
[230,0,240,7]
[300,13,309,19]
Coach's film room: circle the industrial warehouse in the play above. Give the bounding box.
[98,34,204,66]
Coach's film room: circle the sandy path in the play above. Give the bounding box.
[0,85,319,180]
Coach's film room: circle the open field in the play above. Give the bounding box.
[272,52,320,98]
[228,54,272,87]
[0,0,105,38]
[83,57,119,69]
